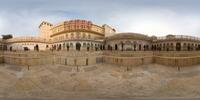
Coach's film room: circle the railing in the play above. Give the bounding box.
[156,35,200,41]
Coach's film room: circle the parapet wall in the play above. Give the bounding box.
[154,51,200,67]
[103,51,200,67]
[103,51,154,66]
[3,51,103,66]
[3,52,52,66]
[0,51,3,63]
[2,51,200,67]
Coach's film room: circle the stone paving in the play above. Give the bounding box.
[0,64,200,100]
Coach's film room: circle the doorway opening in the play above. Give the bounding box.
[76,42,81,51]
[176,43,181,51]
[86,58,88,66]
[34,44,39,51]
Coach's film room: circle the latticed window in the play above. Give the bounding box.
[76,32,80,39]
[66,34,68,39]
[71,33,74,39]
[83,33,86,38]
[88,34,91,39]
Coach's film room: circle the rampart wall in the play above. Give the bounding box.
[1,51,200,67]
[103,51,153,66]
[2,51,103,66]
[154,51,200,67]
[0,51,3,63]
[103,51,200,67]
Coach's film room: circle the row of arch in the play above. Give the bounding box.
[51,42,105,51]
[53,32,93,42]
[7,40,200,52]
[105,41,150,51]
[153,42,200,51]
[105,41,200,51]
[9,44,40,51]
[107,44,150,51]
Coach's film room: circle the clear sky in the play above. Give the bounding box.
[0,0,200,37]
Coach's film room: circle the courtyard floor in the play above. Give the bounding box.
[0,63,200,100]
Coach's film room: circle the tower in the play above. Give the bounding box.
[102,24,116,37]
[39,21,53,40]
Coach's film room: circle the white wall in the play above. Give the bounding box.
[7,42,48,51]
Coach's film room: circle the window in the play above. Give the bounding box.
[76,32,80,39]
[71,33,74,39]
[83,33,86,38]
[66,34,68,39]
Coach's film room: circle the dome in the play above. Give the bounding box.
[106,32,151,41]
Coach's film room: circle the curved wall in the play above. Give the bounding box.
[3,51,103,66]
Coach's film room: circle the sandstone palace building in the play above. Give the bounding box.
[1,19,200,68]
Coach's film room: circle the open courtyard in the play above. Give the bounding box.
[0,64,199,100]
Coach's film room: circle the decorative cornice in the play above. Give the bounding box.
[50,29,105,37]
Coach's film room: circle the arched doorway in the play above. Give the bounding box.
[134,44,136,51]
[115,44,118,50]
[87,47,90,51]
[34,44,39,51]
[187,43,190,51]
[146,45,149,51]
[65,58,67,65]
[100,45,103,50]
[24,47,29,51]
[108,45,112,51]
[63,43,65,49]
[143,45,146,51]
[86,58,88,65]
[54,45,56,50]
[91,43,94,50]
[121,42,124,51]
[139,44,141,51]
[10,47,12,51]
[191,44,194,50]
[58,44,61,51]
[176,43,181,51]
[198,45,200,51]
[67,45,69,51]
[76,42,81,51]
[87,43,90,51]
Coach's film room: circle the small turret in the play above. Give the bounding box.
[39,21,53,40]
[102,24,116,37]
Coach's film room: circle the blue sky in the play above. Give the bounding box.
[0,0,200,37]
